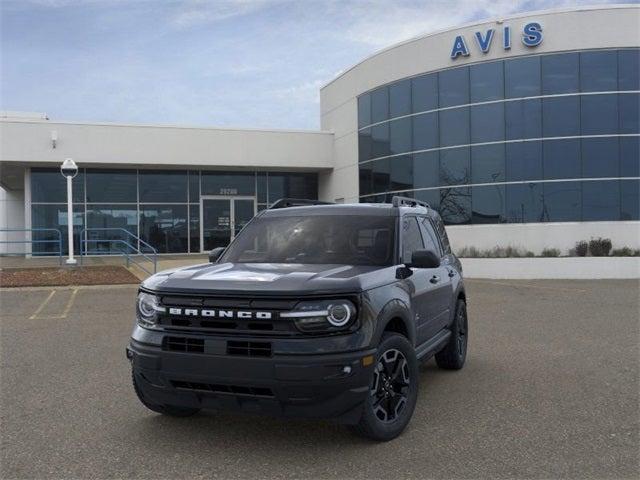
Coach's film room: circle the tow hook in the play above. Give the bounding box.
[125,347,134,361]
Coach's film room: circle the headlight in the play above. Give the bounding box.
[136,292,165,328]
[281,299,357,333]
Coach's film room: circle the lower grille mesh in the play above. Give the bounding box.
[171,380,274,397]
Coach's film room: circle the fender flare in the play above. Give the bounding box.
[372,299,416,347]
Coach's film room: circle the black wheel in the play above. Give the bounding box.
[351,333,419,441]
[132,370,200,417]
[435,299,468,370]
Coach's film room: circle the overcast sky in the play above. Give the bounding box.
[0,0,629,130]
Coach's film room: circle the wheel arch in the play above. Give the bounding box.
[372,299,416,347]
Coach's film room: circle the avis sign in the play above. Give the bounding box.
[450,22,543,59]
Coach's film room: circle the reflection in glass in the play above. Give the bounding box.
[542,182,581,222]
[414,189,440,211]
[542,96,580,137]
[189,204,200,252]
[413,152,439,189]
[139,170,188,203]
[470,61,504,102]
[439,108,469,147]
[390,79,411,118]
[440,148,470,186]
[621,180,640,220]
[543,139,581,180]
[440,187,471,225]
[359,162,373,195]
[505,56,541,98]
[619,93,639,134]
[505,99,542,140]
[542,52,579,94]
[389,117,412,155]
[188,170,200,203]
[618,49,640,91]
[256,172,267,203]
[267,173,317,203]
[471,185,505,224]
[439,67,469,108]
[86,205,138,254]
[412,112,438,151]
[412,73,438,113]
[581,94,618,135]
[358,94,371,128]
[139,205,188,253]
[506,183,543,223]
[582,137,619,178]
[470,103,505,143]
[31,169,85,203]
[202,199,231,250]
[371,123,390,158]
[372,158,390,193]
[371,86,389,123]
[471,144,505,184]
[580,51,617,92]
[86,170,137,203]
[390,155,413,192]
[583,181,620,221]
[620,137,640,177]
[359,128,372,162]
[506,142,543,182]
[31,204,84,255]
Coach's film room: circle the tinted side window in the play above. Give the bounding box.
[402,217,424,264]
[433,215,451,254]
[419,217,441,256]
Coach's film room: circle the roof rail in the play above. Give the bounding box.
[269,198,334,209]
[391,195,430,209]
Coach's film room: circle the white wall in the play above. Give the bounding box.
[0,186,26,254]
[447,221,640,255]
[0,120,334,171]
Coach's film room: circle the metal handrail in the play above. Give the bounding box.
[0,228,63,265]
[79,228,157,274]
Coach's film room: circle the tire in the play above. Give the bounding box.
[435,299,468,370]
[350,333,419,441]
[132,370,200,417]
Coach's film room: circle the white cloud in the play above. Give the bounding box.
[170,0,285,28]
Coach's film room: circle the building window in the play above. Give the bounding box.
[86,169,137,203]
[439,66,469,108]
[139,205,189,254]
[505,56,541,98]
[541,52,579,95]
[139,170,188,203]
[411,73,438,113]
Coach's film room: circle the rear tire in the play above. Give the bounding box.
[435,299,468,370]
[350,333,419,441]
[132,370,200,417]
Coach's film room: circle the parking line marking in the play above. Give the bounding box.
[29,288,79,320]
[29,290,56,319]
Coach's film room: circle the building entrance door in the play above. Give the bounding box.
[200,196,256,252]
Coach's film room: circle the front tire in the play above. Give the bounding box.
[132,371,200,417]
[435,299,468,370]
[351,333,419,441]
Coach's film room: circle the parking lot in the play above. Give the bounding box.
[1,279,638,479]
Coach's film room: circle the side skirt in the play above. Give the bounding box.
[415,329,451,361]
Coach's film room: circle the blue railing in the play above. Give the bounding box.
[0,228,63,265]
[79,228,157,275]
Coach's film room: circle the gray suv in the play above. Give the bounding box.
[127,196,468,441]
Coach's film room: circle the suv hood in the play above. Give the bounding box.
[142,262,395,296]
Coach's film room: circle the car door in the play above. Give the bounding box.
[400,216,446,345]
[418,216,453,334]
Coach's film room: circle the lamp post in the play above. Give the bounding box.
[60,158,78,265]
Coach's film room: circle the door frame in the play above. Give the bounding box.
[199,195,256,253]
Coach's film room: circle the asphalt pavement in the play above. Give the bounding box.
[1,279,638,479]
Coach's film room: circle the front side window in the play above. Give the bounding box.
[401,217,424,264]
[220,215,396,266]
[418,217,441,255]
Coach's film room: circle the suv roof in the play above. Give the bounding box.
[261,196,435,218]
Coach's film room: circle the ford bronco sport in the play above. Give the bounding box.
[127,196,468,441]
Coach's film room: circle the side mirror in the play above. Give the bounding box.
[407,249,440,269]
[208,247,226,263]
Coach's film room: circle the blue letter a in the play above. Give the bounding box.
[451,35,469,59]
[475,29,495,53]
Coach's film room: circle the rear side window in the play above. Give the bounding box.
[419,217,442,256]
[433,215,452,254]
[402,217,424,263]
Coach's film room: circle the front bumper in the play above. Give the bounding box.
[128,331,376,424]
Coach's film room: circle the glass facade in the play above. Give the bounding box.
[358,48,640,224]
[31,168,317,254]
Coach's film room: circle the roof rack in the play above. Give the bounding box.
[391,195,430,209]
[269,198,335,209]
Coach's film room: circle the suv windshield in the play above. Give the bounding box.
[220,215,396,266]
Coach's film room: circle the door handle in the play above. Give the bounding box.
[430,275,440,284]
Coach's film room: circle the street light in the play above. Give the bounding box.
[60,158,78,265]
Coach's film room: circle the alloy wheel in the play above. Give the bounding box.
[370,348,410,423]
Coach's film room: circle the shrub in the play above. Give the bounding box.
[589,237,612,257]
[540,248,561,257]
[610,247,640,257]
[574,241,589,257]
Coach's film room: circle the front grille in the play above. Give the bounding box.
[163,336,204,353]
[171,380,274,398]
[227,340,272,357]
